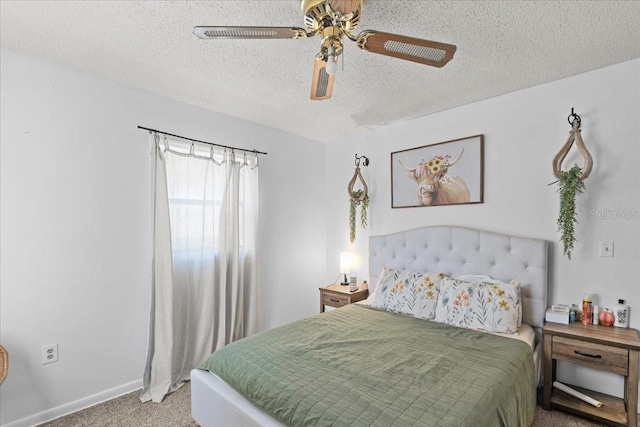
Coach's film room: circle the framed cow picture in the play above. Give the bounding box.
[391,134,484,208]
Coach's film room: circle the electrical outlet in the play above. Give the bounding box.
[42,343,59,365]
[599,241,614,258]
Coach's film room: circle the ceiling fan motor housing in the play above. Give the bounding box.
[301,0,361,34]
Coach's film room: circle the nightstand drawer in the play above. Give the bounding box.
[323,293,349,307]
[319,284,369,313]
[553,336,628,375]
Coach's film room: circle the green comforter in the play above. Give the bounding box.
[200,304,535,427]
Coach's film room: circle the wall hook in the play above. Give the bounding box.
[567,107,581,128]
[355,154,369,167]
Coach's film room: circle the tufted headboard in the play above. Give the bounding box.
[369,226,548,331]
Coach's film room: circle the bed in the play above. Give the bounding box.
[191,226,548,426]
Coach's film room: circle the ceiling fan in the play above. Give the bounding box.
[193,0,456,101]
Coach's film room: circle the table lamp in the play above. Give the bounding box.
[339,252,351,286]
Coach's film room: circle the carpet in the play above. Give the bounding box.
[39,383,616,427]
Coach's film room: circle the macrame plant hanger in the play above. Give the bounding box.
[552,108,593,181]
[552,108,593,260]
[347,155,369,244]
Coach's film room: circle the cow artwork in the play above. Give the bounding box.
[399,149,471,206]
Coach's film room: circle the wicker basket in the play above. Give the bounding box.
[0,345,8,384]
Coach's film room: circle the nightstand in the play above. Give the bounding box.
[319,283,369,313]
[543,322,640,426]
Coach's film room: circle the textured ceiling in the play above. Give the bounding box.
[2,1,640,142]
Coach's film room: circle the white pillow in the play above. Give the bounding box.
[455,275,522,327]
[368,268,444,320]
[436,277,520,334]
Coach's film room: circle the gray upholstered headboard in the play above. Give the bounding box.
[369,226,548,331]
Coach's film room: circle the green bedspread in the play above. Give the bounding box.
[200,304,535,427]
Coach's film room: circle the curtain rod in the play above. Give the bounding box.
[137,126,268,155]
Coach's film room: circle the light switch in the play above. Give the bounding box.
[599,241,614,257]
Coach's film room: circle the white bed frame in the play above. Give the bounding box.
[191,226,548,427]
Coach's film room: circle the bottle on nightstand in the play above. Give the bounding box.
[581,293,593,325]
[613,299,629,328]
[592,305,600,325]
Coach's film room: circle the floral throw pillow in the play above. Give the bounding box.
[370,267,403,307]
[483,280,522,327]
[455,275,522,326]
[370,268,444,319]
[436,277,520,334]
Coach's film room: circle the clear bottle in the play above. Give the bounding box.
[613,299,629,328]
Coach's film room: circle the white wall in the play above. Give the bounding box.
[2,47,638,426]
[324,59,640,411]
[0,48,326,426]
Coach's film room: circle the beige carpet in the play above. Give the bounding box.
[39,383,617,427]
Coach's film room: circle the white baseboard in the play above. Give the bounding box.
[2,379,143,427]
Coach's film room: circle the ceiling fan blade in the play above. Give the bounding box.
[310,57,335,101]
[355,30,456,67]
[193,26,309,40]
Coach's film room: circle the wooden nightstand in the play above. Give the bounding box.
[319,283,369,313]
[543,322,640,426]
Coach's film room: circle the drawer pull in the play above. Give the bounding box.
[574,350,602,359]
[329,298,341,303]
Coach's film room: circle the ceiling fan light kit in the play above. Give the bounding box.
[193,0,456,100]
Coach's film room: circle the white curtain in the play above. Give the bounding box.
[141,135,259,403]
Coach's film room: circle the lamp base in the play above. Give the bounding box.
[340,274,349,286]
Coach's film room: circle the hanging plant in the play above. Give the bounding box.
[349,190,369,244]
[347,158,370,244]
[556,165,586,259]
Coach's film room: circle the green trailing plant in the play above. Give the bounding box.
[556,165,586,259]
[349,190,369,244]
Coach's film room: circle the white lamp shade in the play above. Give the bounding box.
[339,252,351,275]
